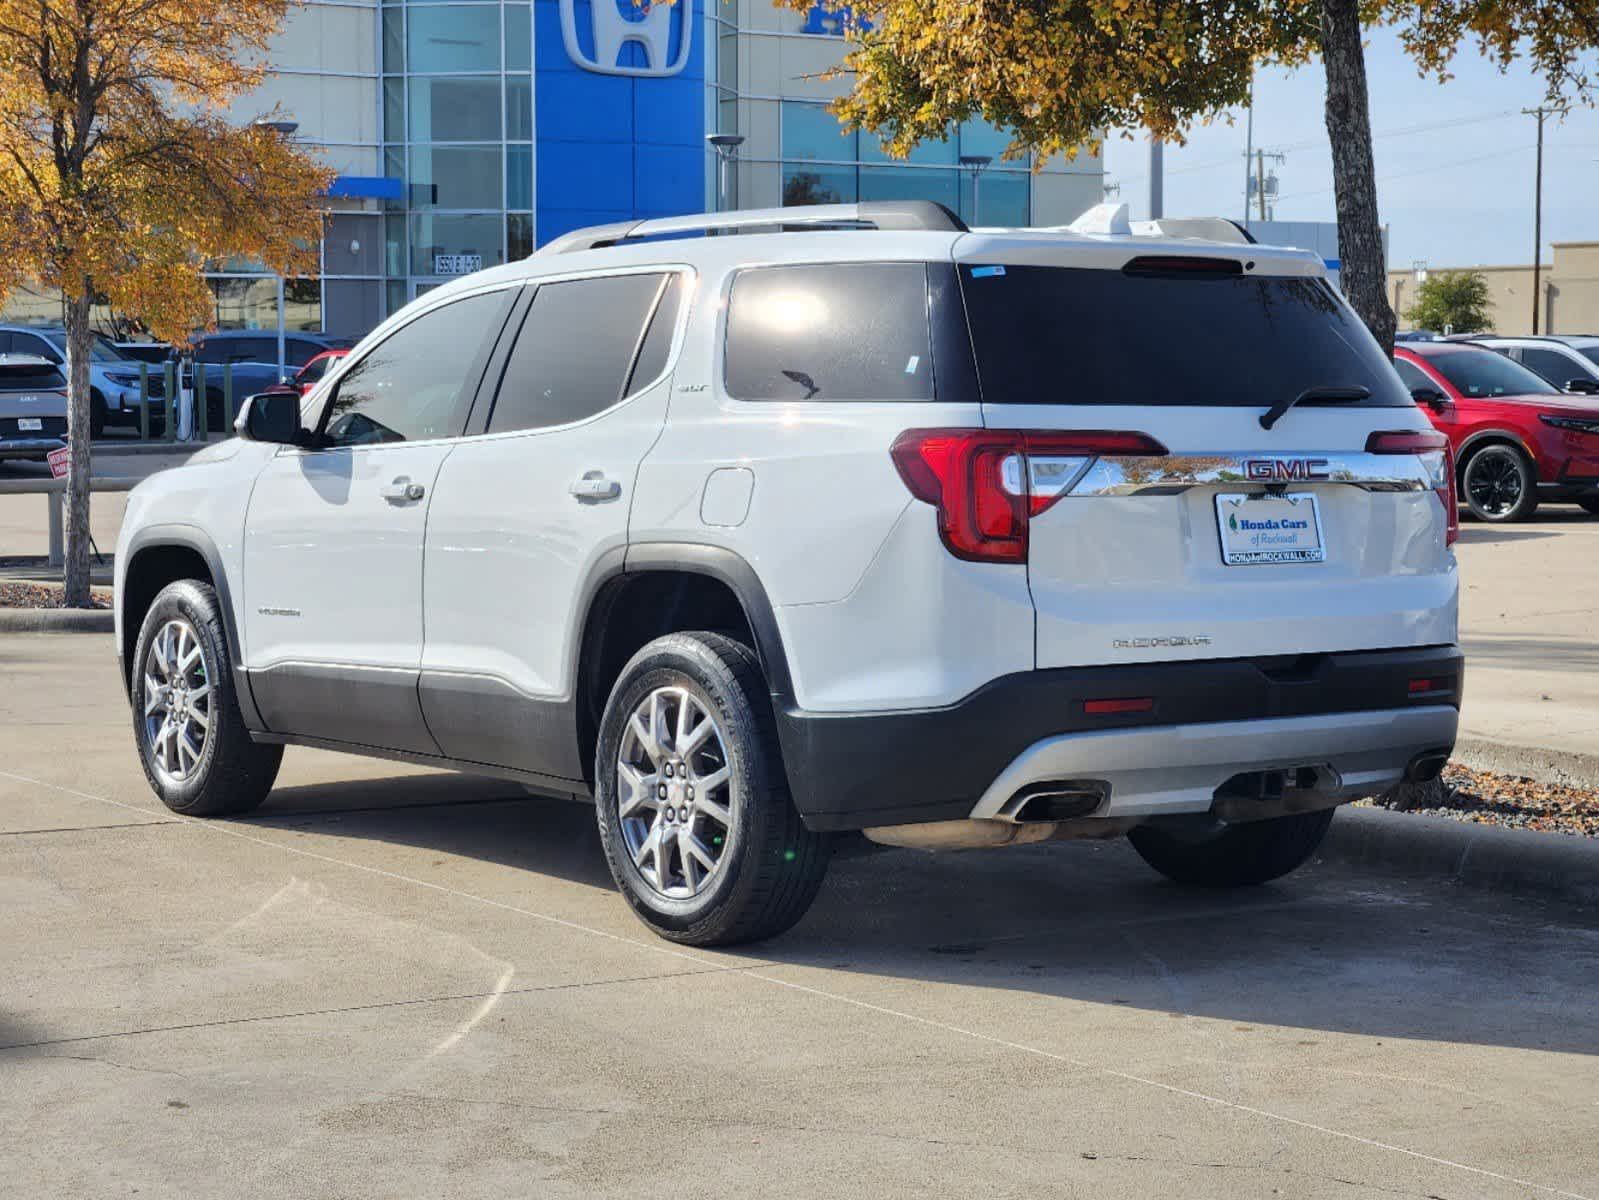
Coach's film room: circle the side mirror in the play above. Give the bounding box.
[236,390,305,444]
[1565,378,1599,395]
[1411,387,1449,411]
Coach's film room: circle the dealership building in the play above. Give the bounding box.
[136,0,1105,338]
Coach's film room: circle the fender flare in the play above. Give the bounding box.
[605,542,795,705]
[120,523,265,729]
[1454,429,1538,476]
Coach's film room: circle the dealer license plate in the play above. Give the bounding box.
[1215,493,1325,565]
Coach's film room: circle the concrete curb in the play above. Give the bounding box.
[1320,805,1599,909]
[1454,736,1599,791]
[0,608,114,633]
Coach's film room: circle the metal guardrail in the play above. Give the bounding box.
[0,475,142,567]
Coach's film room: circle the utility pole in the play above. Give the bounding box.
[1242,79,1255,227]
[1149,137,1164,220]
[1257,150,1268,222]
[1522,106,1559,334]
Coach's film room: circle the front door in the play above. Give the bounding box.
[241,286,517,752]
[419,269,689,778]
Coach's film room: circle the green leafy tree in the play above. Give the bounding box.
[771,0,1599,356]
[1406,270,1494,333]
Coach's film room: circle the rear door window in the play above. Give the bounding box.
[724,263,933,401]
[487,273,673,434]
[958,262,1412,408]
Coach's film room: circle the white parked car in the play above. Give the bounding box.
[1468,334,1599,394]
[115,202,1462,945]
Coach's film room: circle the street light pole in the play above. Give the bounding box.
[1149,137,1164,220]
[253,118,299,378]
[707,134,745,213]
[959,154,993,225]
[1522,106,1556,335]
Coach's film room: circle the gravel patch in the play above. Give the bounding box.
[0,581,112,610]
[1361,762,1599,838]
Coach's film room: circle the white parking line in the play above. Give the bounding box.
[3,766,1590,1200]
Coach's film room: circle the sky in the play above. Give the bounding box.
[1099,27,1599,270]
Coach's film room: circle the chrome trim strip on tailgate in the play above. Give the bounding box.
[1068,452,1434,497]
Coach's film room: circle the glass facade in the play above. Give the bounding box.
[780,102,1032,226]
[383,0,534,305]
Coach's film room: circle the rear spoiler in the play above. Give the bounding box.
[1049,203,1256,246]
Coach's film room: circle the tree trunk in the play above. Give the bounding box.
[61,290,95,608]
[1320,0,1395,354]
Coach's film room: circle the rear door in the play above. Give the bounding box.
[957,249,1457,668]
[418,269,688,778]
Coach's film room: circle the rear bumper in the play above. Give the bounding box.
[776,645,1463,831]
[0,436,67,460]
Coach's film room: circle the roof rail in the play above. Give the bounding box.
[535,200,967,256]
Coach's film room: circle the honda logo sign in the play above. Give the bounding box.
[560,0,693,77]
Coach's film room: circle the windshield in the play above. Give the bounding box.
[1426,348,1558,398]
[958,264,1412,407]
[90,337,128,363]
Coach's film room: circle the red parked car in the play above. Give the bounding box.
[291,348,348,395]
[1393,342,1599,522]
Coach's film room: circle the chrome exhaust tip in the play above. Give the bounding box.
[998,780,1109,823]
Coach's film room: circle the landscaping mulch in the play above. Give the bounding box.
[1362,761,1599,838]
[0,581,112,610]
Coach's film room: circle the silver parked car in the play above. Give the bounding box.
[0,354,69,462]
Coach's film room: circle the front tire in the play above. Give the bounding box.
[131,580,282,816]
[1461,444,1538,522]
[594,632,830,946]
[1128,808,1335,888]
[89,389,107,440]
[1577,495,1599,516]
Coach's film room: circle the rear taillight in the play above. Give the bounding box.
[1367,429,1458,547]
[890,429,1168,564]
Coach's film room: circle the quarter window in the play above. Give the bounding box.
[724,263,934,402]
[486,273,673,433]
[322,290,511,447]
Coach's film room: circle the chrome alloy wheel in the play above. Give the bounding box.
[1464,447,1525,518]
[616,686,734,900]
[141,618,213,786]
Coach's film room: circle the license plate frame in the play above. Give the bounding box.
[16,417,42,432]
[1215,492,1326,566]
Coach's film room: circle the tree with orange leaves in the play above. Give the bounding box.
[0,0,331,605]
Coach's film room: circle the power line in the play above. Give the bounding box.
[1273,145,1531,201]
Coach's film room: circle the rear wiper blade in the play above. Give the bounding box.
[1259,385,1372,431]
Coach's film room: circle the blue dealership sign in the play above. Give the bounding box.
[534,0,706,245]
[800,3,869,35]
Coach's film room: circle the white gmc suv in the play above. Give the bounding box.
[116,202,1462,946]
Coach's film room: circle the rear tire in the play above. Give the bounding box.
[131,580,282,816]
[1577,496,1599,516]
[1128,808,1335,888]
[594,631,830,946]
[1460,444,1538,522]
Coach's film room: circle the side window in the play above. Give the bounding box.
[285,339,322,367]
[486,273,670,434]
[1393,357,1436,394]
[1521,347,1579,385]
[322,290,511,448]
[626,275,687,396]
[724,262,933,401]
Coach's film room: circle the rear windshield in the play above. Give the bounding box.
[958,263,1411,408]
[1425,348,1558,398]
[0,362,65,390]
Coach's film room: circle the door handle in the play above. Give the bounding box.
[381,476,426,503]
[570,473,621,501]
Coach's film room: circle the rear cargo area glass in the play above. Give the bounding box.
[959,264,1411,409]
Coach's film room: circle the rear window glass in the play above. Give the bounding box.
[1425,348,1558,398]
[0,362,65,390]
[959,264,1412,408]
[724,263,933,401]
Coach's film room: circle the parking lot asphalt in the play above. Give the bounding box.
[3,633,1597,1199]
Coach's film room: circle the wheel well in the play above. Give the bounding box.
[120,544,213,682]
[575,571,758,788]
[1455,435,1529,482]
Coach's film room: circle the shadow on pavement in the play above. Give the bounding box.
[244,773,1599,1057]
